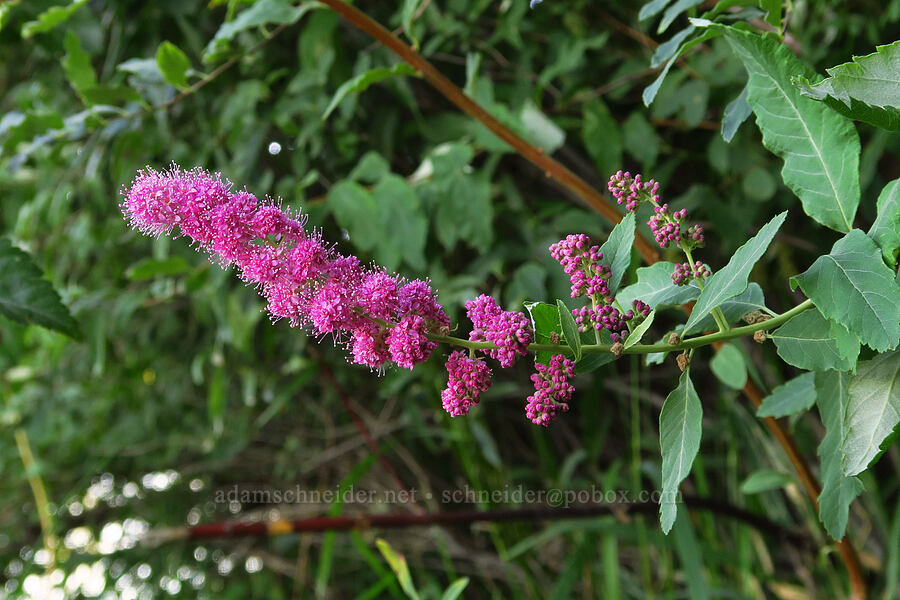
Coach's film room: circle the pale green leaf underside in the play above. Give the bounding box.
[624,310,655,349]
[815,370,864,539]
[659,370,702,534]
[842,350,900,476]
[599,212,636,296]
[792,229,900,352]
[757,372,816,418]
[710,343,746,390]
[769,307,859,371]
[868,178,900,267]
[713,25,860,233]
[795,40,900,110]
[616,262,699,312]
[684,210,785,334]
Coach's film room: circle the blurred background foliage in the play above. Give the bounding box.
[1,0,900,598]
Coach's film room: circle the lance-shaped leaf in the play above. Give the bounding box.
[792,229,900,352]
[815,370,864,539]
[324,64,418,120]
[616,262,699,312]
[624,310,655,350]
[0,238,80,339]
[689,282,769,333]
[708,24,860,233]
[710,343,746,390]
[868,178,900,267]
[721,85,752,142]
[769,307,859,372]
[683,211,786,334]
[659,370,702,534]
[757,372,816,418]
[156,41,191,90]
[557,299,582,362]
[598,212,635,296]
[794,41,900,131]
[842,350,900,476]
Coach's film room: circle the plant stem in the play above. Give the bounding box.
[15,428,57,569]
[316,0,660,265]
[429,299,813,357]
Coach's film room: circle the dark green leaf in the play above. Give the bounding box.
[63,31,98,105]
[557,299,582,362]
[792,229,900,352]
[0,239,80,339]
[525,301,562,366]
[328,181,380,251]
[757,372,816,418]
[582,99,622,179]
[204,0,318,60]
[721,86,752,142]
[125,256,193,281]
[371,175,427,271]
[401,0,425,49]
[659,370,702,533]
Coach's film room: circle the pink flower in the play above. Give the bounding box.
[387,314,437,369]
[525,355,576,426]
[441,351,492,417]
[465,295,533,368]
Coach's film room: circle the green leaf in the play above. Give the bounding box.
[616,262,700,312]
[792,229,900,352]
[204,0,318,60]
[659,0,704,34]
[740,469,793,494]
[328,181,380,251]
[769,307,860,371]
[642,28,718,106]
[376,539,420,600]
[350,151,391,184]
[63,31,98,105]
[0,239,80,339]
[401,0,424,49]
[690,282,769,332]
[519,102,565,153]
[721,85,752,142]
[815,370,864,539]
[651,25,696,67]
[323,64,417,120]
[640,0,673,21]
[21,0,88,38]
[868,178,900,267]
[659,370,703,534]
[582,99,622,179]
[599,212,636,296]
[794,41,900,131]
[758,0,782,29]
[434,174,493,252]
[710,343,747,390]
[710,25,860,233]
[842,350,900,476]
[524,301,562,366]
[125,256,193,281]
[371,175,427,271]
[623,112,658,166]
[440,578,469,600]
[683,210,786,334]
[624,310,655,350]
[155,41,191,89]
[557,299,582,362]
[757,372,816,418]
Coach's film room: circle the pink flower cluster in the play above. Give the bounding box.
[121,166,449,371]
[608,171,660,212]
[671,261,711,286]
[466,295,533,368]
[549,234,612,300]
[441,351,493,417]
[525,354,576,426]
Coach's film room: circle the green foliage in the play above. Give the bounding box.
[869,178,900,267]
[756,372,816,418]
[616,262,699,311]
[0,238,80,339]
[624,310,655,349]
[815,370,865,539]
[842,351,900,476]
[20,0,87,38]
[792,229,900,352]
[769,307,860,371]
[659,370,703,534]
[323,64,418,120]
[709,342,747,389]
[156,42,192,90]
[525,301,561,365]
[711,25,861,233]
[598,212,636,296]
[683,210,785,334]
[795,41,900,130]
[557,298,582,362]
[740,469,793,494]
